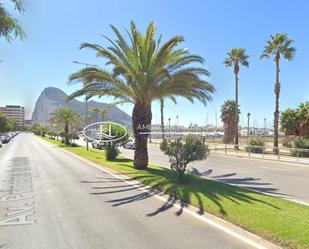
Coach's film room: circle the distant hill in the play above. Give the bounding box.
[31,87,131,126]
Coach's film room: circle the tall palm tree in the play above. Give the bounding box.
[159,95,177,141]
[160,98,165,140]
[261,33,296,151]
[91,107,100,122]
[99,108,107,121]
[220,100,240,144]
[49,108,80,145]
[224,48,249,147]
[68,21,215,169]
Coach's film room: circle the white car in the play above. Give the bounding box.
[123,141,135,149]
[92,139,105,149]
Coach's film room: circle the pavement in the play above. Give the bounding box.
[0,133,271,249]
[120,144,309,205]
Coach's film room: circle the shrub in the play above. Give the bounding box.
[292,137,309,157]
[246,136,265,154]
[106,143,119,160]
[282,136,295,148]
[160,135,209,182]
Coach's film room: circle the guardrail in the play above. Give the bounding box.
[209,144,309,165]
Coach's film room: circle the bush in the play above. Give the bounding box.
[160,136,209,182]
[246,136,265,154]
[292,137,309,157]
[282,136,295,148]
[106,143,119,160]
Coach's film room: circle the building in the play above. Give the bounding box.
[0,105,25,127]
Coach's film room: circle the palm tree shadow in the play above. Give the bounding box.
[82,165,280,218]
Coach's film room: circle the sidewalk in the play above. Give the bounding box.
[209,144,309,165]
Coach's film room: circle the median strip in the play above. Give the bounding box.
[40,136,309,249]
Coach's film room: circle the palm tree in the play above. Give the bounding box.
[49,108,80,145]
[224,48,249,148]
[99,109,107,121]
[260,33,296,151]
[68,21,215,169]
[91,107,100,122]
[159,96,176,141]
[0,0,25,42]
[220,100,240,144]
[297,102,309,137]
[280,108,299,136]
[160,98,165,140]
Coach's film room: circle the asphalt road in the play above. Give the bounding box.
[120,144,309,205]
[0,134,249,249]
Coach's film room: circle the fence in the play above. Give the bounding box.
[209,144,309,165]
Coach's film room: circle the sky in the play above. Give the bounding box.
[0,0,309,128]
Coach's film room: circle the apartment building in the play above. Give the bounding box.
[0,105,25,127]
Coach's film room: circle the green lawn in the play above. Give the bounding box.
[42,136,309,249]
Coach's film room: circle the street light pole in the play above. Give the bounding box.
[176,115,179,134]
[72,61,98,151]
[247,112,251,141]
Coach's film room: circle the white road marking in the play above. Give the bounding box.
[58,146,280,249]
[0,194,33,203]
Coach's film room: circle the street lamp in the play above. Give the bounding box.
[72,60,98,151]
[247,112,251,139]
[176,115,179,134]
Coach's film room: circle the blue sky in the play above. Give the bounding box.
[0,0,308,128]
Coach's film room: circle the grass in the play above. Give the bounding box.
[42,136,309,249]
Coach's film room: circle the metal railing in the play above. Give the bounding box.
[209,144,309,165]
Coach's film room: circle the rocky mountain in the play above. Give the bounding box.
[31,87,131,126]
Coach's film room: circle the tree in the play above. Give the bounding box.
[101,122,129,160]
[297,102,309,137]
[68,21,215,169]
[0,112,16,133]
[260,33,296,151]
[30,124,48,136]
[0,0,25,42]
[49,108,80,145]
[220,100,240,143]
[160,135,209,182]
[224,48,249,148]
[99,108,107,121]
[91,107,100,122]
[280,108,299,136]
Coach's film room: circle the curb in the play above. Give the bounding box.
[38,137,281,249]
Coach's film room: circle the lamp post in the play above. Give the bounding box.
[72,61,98,151]
[176,115,179,134]
[247,112,251,140]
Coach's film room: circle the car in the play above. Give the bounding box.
[92,139,106,149]
[123,141,135,149]
[0,140,2,148]
[0,135,10,143]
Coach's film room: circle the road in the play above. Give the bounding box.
[0,133,250,249]
[120,144,309,205]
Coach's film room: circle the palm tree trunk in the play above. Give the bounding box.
[160,99,165,141]
[65,121,70,145]
[274,53,281,153]
[234,65,239,149]
[132,103,152,169]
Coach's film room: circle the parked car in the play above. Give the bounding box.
[1,135,10,143]
[0,140,2,148]
[92,139,106,149]
[123,141,135,149]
